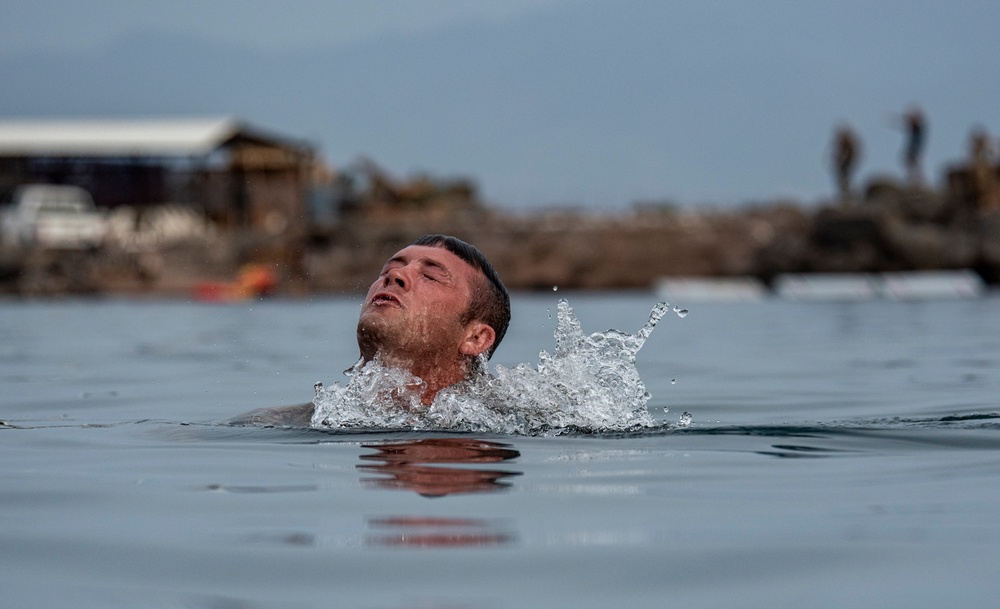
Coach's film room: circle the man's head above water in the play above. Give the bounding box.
[229,235,509,426]
[355,234,510,403]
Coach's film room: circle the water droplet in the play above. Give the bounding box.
[671,378,676,384]
[552,285,559,292]
[662,407,669,414]
[673,306,688,318]
[678,411,693,427]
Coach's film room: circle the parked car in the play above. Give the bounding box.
[1,184,106,249]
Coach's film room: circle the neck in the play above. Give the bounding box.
[366,350,471,405]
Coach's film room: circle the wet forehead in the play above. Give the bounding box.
[387,244,472,272]
[384,244,483,286]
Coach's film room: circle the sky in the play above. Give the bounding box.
[1,0,998,211]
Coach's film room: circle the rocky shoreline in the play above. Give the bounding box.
[2,179,999,298]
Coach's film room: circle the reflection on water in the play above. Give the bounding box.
[367,516,515,549]
[360,438,521,548]
[358,437,522,497]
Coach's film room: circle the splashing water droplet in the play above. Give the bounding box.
[677,411,693,427]
[671,379,676,385]
[673,306,688,318]
[634,301,670,346]
[552,285,559,292]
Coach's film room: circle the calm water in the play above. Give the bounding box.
[3,293,1000,608]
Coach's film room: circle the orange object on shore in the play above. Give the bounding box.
[194,264,278,302]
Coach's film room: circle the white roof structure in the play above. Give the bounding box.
[0,117,249,157]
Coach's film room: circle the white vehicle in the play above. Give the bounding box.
[1,184,106,249]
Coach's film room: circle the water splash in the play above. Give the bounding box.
[677,411,693,428]
[311,299,678,435]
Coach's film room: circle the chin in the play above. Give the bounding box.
[357,314,402,353]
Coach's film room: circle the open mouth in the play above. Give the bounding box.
[370,292,401,306]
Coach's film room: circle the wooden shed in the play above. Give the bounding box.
[0,117,317,229]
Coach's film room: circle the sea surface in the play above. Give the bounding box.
[3,292,1000,608]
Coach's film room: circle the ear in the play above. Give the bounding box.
[459,322,496,358]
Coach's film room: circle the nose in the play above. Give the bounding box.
[384,265,409,289]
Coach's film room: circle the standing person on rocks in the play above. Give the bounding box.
[969,128,1000,211]
[831,124,861,203]
[231,234,511,426]
[900,105,927,186]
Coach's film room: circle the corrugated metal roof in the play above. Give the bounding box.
[0,117,244,157]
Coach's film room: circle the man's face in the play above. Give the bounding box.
[357,244,481,362]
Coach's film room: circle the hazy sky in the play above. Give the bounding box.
[2,0,997,210]
[0,1,573,53]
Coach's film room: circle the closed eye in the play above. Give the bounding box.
[421,260,451,283]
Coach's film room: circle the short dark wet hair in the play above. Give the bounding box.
[411,234,510,358]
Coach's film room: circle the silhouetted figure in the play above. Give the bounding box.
[901,106,926,185]
[831,124,860,202]
[969,128,1000,211]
